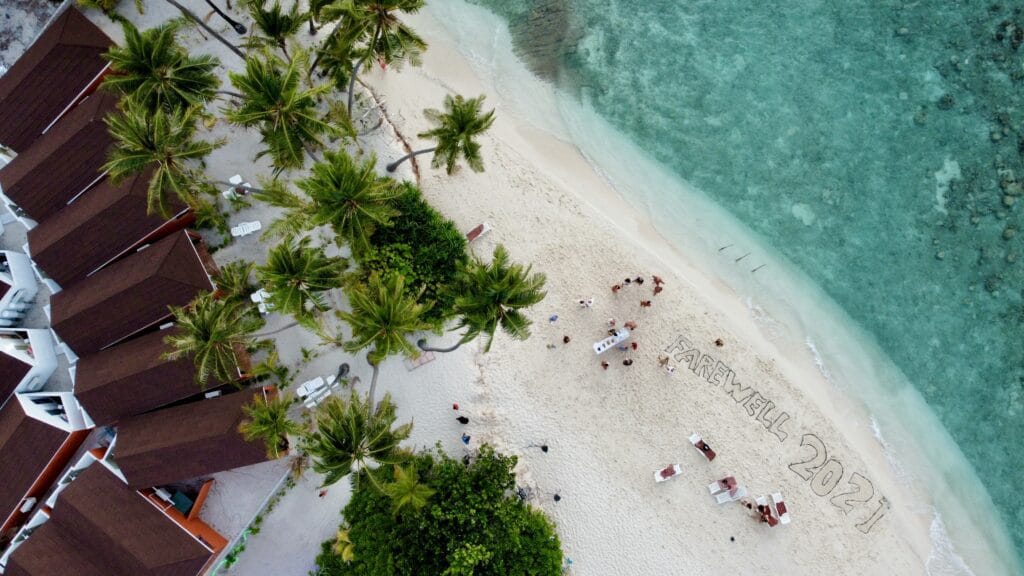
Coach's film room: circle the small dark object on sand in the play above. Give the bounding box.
[456,416,469,424]
[563,335,571,344]
[714,338,724,347]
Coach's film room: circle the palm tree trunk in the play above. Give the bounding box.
[417,338,463,354]
[386,148,435,173]
[215,90,244,99]
[164,0,245,59]
[309,16,318,35]
[346,59,364,117]
[366,357,380,415]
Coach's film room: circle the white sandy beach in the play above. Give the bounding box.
[361,7,949,576]
[61,2,1016,574]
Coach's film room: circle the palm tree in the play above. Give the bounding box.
[335,272,430,409]
[102,21,220,112]
[304,391,412,488]
[419,244,546,354]
[256,236,347,319]
[214,260,256,304]
[245,0,307,58]
[308,0,335,35]
[383,464,434,515]
[239,390,304,459]
[164,292,262,387]
[103,98,224,216]
[386,94,495,174]
[226,50,334,171]
[298,150,400,255]
[317,0,427,114]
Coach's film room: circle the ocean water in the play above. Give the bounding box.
[429,0,1024,573]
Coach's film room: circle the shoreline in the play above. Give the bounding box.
[368,3,1016,575]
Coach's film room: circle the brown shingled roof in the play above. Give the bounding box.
[0,400,70,530]
[74,328,207,426]
[0,7,112,153]
[0,91,117,223]
[49,232,213,356]
[4,464,212,576]
[26,168,190,288]
[0,351,31,402]
[114,390,269,489]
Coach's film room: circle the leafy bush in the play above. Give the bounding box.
[314,445,562,576]
[355,183,467,322]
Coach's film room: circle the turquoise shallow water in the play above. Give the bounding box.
[456,0,1024,570]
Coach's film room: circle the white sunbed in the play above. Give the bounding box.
[593,328,631,355]
[688,433,717,461]
[714,485,747,504]
[654,464,682,483]
[222,174,248,200]
[771,492,791,525]
[230,220,262,238]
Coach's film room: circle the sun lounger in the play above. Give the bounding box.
[466,222,492,242]
[755,495,780,526]
[222,174,249,200]
[230,220,262,237]
[714,485,747,504]
[593,328,631,355]
[708,476,737,495]
[771,492,791,525]
[654,464,682,483]
[688,433,716,461]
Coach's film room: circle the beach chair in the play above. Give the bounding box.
[222,174,247,200]
[466,222,492,243]
[654,464,682,483]
[593,328,631,355]
[771,492,791,525]
[688,433,716,461]
[231,220,262,237]
[714,485,747,504]
[708,476,737,495]
[755,495,779,527]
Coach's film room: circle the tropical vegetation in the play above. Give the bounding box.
[314,445,562,575]
[102,21,220,112]
[226,50,334,171]
[303,391,412,488]
[164,292,262,387]
[420,244,546,353]
[359,182,466,321]
[239,390,303,459]
[245,0,307,58]
[103,98,224,216]
[256,235,347,320]
[386,94,495,174]
[334,271,431,408]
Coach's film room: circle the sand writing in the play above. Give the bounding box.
[665,334,889,534]
[665,335,792,442]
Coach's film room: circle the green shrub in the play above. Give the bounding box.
[355,183,467,322]
[314,445,562,576]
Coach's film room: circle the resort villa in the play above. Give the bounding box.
[0,7,286,575]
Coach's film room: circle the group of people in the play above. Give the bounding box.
[610,275,665,308]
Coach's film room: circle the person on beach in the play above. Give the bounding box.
[318,490,327,498]
[624,320,638,330]
[612,284,622,294]
[617,344,628,351]
[715,338,725,347]
[653,285,664,296]
[461,433,471,445]
[578,299,586,308]
[601,361,609,370]
[546,343,556,349]
[658,354,670,367]
[666,365,676,374]
[623,359,634,366]
[631,342,638,351]
[586,298,594,307]
[640,300,652,308]
[608,328,619,337]
[635,276,645,285]
[456,415,470,424]
[624,278,632,286]
[653,275,664,286]
[563,335,571,344]
[549,314,559,323]
[608,318,617,327]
